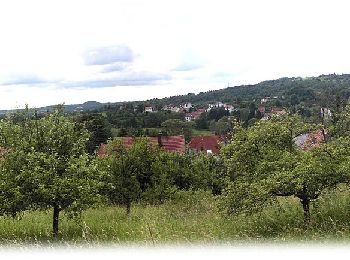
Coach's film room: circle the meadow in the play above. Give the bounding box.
[1,188,350,246]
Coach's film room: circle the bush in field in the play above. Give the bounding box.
[99,138,158,216]
[99,137,225,211]
[143,152,180,204]
[0,108,100,238]
[190,153,226,195]
[220,115,349,224]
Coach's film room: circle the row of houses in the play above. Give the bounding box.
[97,135,224,157]
[145,103,194,113]
[184,109,206,122]
[260,106,287,120]
[260,96,279,104]
[98,127,326,158]
[206,102,235,113]
[145,102,235,119]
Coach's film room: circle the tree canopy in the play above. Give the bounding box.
[220,115,349,224]
[0,108,100,237]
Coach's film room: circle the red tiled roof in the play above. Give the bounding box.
[293,129,325,151]
[97,135,185,156]
[271,107,283,113]
[97,143,108,157]
[185,109,205,119]
[148,135,186,153]
[258,105,265,113]
[188,135,222,155]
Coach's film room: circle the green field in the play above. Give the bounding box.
[192,129,212,136]
[111,128,213,138]
[2,188,350,245]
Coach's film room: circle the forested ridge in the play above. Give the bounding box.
[144,74,350,109]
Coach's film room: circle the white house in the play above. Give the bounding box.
[261,97,271,104]
[224,104,235,113]
[320,108,332,118]
[144,106,155,113]
[185,114,192,122]
[182,102,192,112]
[206,102,225,112]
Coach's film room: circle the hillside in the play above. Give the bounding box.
[145,74,350,110]
[1,73,350,116]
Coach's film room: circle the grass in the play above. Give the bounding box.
[2,189,350,245]
[111,127,213,138]
[192,129,212,136]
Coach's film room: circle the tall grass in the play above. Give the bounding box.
[1,188,350,245]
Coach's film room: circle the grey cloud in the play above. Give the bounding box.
[83,45,134,66]
[101,62,128,73]
[0,70,171,89]
[63,71,172,88]
[0,75,48,86]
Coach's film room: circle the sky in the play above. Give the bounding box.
[0,0,350,109]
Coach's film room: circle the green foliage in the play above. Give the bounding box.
[194,112,209,129]
[207,107,229,121]
[220,114,348,223]
[209,116,234,135]
[0,108,100,236]
[106,109,184,129]
[161,119,194,142]
[143,152,180,204]
[329,104,350,138]
[73,112,112,154]
[99,138,157,215]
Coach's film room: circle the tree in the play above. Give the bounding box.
[330,103,350,138]
[190,153,225,195]
[144,152,180,204]
[248,102,256,120]
[0,108,100,238]
[161,119,194,142]
[220,115,347,224]
[209,116,234,135]
[100,138,156,216]
[207,107,229,121]
[74,112,112,154]
[194,113,209,129]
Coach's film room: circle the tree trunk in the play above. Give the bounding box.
[301,198,310,226]
[126,201,131,217]
[53,205,60,238]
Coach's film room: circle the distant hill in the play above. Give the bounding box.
[1,73,350,115]
[0,101,119,115]
[143,74,350,107]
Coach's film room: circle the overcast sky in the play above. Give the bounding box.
[0,0,349,109]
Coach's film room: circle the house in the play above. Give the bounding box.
[206,102,225,112]
[261,112,271,120]
[188,135,222,155]
[320,108,332,119]
[144,106,156,113]
[260,107,286,120]
[261,97,271,104]
[182,102,192,112]
[97,135,186,156]
[293,129,325,151]
[271,107,287,116]
[223,104,235,113]
[184,109,206,122]
[258,105,265,115]
[162,105,181,113]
